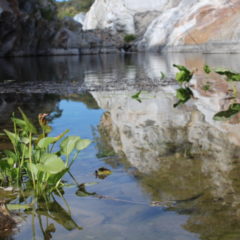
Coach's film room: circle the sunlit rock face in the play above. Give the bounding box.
[84,0,240,53]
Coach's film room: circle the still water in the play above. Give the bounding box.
[1,53,240,240]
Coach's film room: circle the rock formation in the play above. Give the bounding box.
[84,0,240,53]
[0,0,122,57]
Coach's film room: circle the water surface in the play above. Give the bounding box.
[1,53,240,240]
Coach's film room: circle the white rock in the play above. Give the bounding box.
[73,12,85,25]
[83,0,240,52]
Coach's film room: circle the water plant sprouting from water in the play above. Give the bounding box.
[0,108,91,197]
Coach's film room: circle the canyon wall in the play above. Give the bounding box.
[84,0,240,53]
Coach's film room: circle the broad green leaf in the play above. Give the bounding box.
[21,137,30,144]
[37,137,56,149]
[47,168,68,185]
[11,117,27,129]
[60,136,80,156]
[75,139,91,151]
[40,153,57,163]
[43,155,66,174]
[38,129,70,149]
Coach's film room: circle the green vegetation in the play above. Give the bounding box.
[56,0,94,18]
[173,87,193,108]
[173,64,240,121]
[131,90,142,103]
[0,108,91,198]
[124,34,136,43]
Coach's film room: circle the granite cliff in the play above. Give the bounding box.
[84,0,240,53]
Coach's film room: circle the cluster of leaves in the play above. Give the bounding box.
[0,108,91,197]
[173,63,240,121]
[56,0,94,18]
[204,65,240,120]
[173,64,194,108]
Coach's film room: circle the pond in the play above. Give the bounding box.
[1,53,240,240]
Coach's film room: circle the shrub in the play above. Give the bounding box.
[124,34,136,43]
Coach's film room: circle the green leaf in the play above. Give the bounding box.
[38,130,70,149]
[28,163,39,178]
[37,137,56,149]
[214,68,240,81]
[75,139,91,151]
[11,117,27,129]
[173,64,193,83]
[4,130,20,147]
[7,204,32,210]
[213,103,240,121]
[131,91,141,99]
[3,150,17,160]
[18,108,37,134]
[43,155,66,174]
[173,64,191,73]
[60,136,81,156]
[173,87,193,108]
[176,71,192,83]
[230,103,240,111]
[204,65,211,74]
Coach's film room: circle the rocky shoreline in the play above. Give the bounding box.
[0,0,124,57]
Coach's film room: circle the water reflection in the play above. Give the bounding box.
[2,53,240,239]
[92,88,240,240]
[2,53,240,93]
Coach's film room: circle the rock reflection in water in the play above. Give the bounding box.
[92,88,240,240]
[2,53,240,94]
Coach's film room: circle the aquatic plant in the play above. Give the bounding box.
[0,108,91,197]
[131,91,142,103]
[173,87,193,108]
[173,64,193,84]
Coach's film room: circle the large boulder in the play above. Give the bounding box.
[83,0,240,53]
